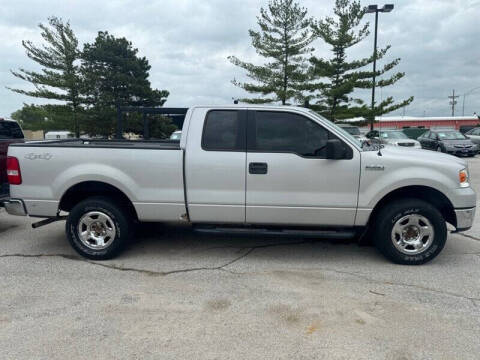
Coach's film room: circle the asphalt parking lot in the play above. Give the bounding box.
[1,157,480,360]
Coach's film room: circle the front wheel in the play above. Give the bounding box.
[66,196,132,260]
[374,199,447,265]
[436,145,443,152]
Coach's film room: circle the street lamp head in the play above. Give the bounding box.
[366,4,378,13]
[381,4,394,12]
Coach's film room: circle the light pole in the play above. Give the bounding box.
[366,4,394,130]
[462,86,480,116]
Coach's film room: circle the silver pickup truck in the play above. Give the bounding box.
[4,105,477,264]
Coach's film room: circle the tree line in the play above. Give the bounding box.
[10,0,412,137]
[229,0,413,121]
[10,18,174,138]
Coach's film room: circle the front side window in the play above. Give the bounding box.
[253,111,331,158]
[202,111,241,151]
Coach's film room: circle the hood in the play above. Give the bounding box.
[371,145,467,168]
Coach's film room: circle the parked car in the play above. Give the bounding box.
[459,125,480,134]
[417,130,478,156]
[169,130,182,140]
[365,129,421,148]
[401,127,428,140]
[4,105,476,265]
[465,127,480,145]
[0,118,24,201]
[337,124,368,142]
[44,131,74,140]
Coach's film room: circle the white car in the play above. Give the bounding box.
[366,130,421,148]
[465,127,480,145]
[169,130,182,140]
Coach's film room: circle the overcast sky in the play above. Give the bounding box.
[1,0,479,118]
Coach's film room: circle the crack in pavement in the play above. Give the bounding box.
[456,232,480,242]
[309,266,480,306]
[201,239,318,252]
[0,248,254,277]
[2,242,479,305]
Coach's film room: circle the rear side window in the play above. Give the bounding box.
[253,111,330,158]
[0,121,23,139]
[202,110,242,151]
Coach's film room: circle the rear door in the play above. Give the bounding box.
[245,110,360,226]
[185,108,247,223]
[418,131,429,148]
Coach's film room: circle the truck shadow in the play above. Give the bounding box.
[130,223,382,265]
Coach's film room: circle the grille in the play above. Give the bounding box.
[398,142,415,147]
[454,144,471,148]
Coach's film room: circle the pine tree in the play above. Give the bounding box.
[81,31,169,136]
[309,0,413,121]
[8,17,82,136]
[228,0,315,105]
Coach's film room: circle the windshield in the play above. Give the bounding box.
[437,131,467,140]
[306,110,362,148]
[341,126,361,136]
[380,131,409,139]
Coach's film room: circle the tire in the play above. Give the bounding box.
[374,199,447,265]
[436,146,443,152]
[66,196,132,260]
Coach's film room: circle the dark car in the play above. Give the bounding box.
[459,125,480,134]
[401,127,428,140]
[417,129,478,157]
[0,119,25,200]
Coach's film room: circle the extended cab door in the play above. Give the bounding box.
[184,108,247,223]
[245,110,360,226]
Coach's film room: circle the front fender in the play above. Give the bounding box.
[359,165,459,210]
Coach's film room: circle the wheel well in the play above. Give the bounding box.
[59,181,138,220]
[369,186,456,228]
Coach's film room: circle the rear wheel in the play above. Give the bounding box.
[374,199,447,265]
[66,196,132,260]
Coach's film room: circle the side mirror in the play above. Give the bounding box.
[326,139,345,159]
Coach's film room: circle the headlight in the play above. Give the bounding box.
[459,168,470,188]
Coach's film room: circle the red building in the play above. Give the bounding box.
[347,116,480,130]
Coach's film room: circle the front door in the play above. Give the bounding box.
[246,110,360,226]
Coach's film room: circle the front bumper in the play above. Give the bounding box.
[454,207,476,232]
[3,199,27,216]
[446,148,478,157]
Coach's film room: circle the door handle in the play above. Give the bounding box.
[249,162,268,174]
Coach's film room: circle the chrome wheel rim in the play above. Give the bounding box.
[77,211,116,250]
[391,214,434,255]
[437,146,442,152]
